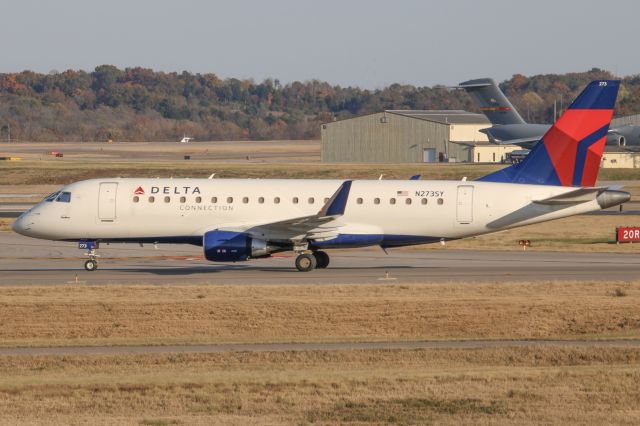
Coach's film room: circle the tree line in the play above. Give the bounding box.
[0,66,638,142]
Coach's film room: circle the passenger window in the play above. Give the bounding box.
[437,198,444,205]
[133,196,139,203]
[274,197,280,204]
[390,198,396,205]
[357,198,363,204]
[149,196,155,203]
[421,198,428,205]
[405,198,412,205]
[164,196,170,203]
[56,192,71,203]
[195,196,202,203]
[308,197,315,204]
[227,197,233,203]
[211,197,217,203]
[258,197,264,204]
[292,197,299,204]
[243,197,249,204]
[374,198,380,205]
[180,196,186,203]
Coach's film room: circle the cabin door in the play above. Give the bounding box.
[98,182,118,221]
[456,185,474,224]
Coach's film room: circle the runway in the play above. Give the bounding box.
[1,232,639,285]
[1,339,639,356]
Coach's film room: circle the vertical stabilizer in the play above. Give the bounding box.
[478,80,620,187]
[458,78,526,125]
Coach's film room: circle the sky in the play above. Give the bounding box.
[1,0,639,88]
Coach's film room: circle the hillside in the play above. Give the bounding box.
[0,67,637,142]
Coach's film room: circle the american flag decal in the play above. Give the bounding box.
[397,190,408,196]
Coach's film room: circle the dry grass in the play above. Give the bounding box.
[0,160,504,185]
[0,347,639,424]
[0,218,13,232]
[1,282,640,424]
[421,214,640,253]
[0,281,639,348]
[3,159,640,186]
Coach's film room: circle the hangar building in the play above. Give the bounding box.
[321,110,514,163]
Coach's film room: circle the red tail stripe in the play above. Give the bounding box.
[543,109,613,187]
[553,109,613,142]
[581,136,607,187]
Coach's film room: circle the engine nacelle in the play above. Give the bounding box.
[606,133,626,147]
[203,230,274,262]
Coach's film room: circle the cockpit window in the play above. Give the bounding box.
[56,192,71,203]
[44,192,59,202]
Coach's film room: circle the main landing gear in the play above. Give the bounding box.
[294,251,330,272]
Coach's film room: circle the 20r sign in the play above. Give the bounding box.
[616,227,640,243]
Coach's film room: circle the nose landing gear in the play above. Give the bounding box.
[84,258,98,271]
[79,241,99,271]
[294,250,330,272]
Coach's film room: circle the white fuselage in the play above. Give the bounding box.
[13,178,604,249]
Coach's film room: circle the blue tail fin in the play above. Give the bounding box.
[478,80,620,187]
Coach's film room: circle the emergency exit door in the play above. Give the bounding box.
[456,185,473,224]
[98,182,118,221]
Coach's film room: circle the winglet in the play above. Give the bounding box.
[410,174,421,180]
[319,181,352,217]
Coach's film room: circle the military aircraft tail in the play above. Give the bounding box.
[457,78,526,125]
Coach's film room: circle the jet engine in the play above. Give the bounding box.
[203,230,277,262]
[606,133,626,147]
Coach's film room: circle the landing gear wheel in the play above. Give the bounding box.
[313,251,330,269]
[84,259,98,271]
[295,253,317,272]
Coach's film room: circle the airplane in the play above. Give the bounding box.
[12,80,630,272]
[180,135,193,143]
[456,78,640,150]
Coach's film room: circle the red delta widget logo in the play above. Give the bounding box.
[133,187,145,195]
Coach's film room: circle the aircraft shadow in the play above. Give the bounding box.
[0,265,436,276]
[115,265,424,275]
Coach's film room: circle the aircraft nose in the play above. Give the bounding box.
[12,213,33,236]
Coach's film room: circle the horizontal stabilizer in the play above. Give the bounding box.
[450,81,492,89]
[532,187,606,205]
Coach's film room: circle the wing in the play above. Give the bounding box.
[221,181,352,242]
[492,136,541,149]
